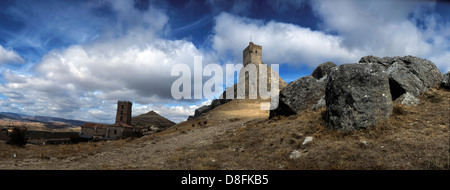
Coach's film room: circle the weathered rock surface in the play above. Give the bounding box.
[302,136,313,145]
[359,55,444,99]
[270,75,325,118]
[311,61,337,80]
[289,150,302,159]
[326,63,393,132]
[441,71,450,89]
[194,105,212,117]
[395,92,419,106]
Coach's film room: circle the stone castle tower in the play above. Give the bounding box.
[243,42,262,66]
[115,101,132,125]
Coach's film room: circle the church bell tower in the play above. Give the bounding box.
[115,101,132,125]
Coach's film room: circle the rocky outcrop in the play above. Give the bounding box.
[359,55,444,99]
[270,75,325,118]
[311,61,337,80]
[394,92,419,106]
[269,62,337,117]
[325,63,393,132]
[441,71,450,89]
[188,105,213,120]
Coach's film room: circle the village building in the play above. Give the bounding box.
[80,101,134,140]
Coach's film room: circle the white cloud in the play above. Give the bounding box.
[0,1,205,123]
[0,34,206,122]
[212,12,360,68]
[311,0,433,56]
[0,45,24,65]
[310,0,450,72]
[211,1,450,73]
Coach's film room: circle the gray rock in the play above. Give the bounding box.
[441,71,450,89]
[326,63,393,132]
[289,150,308,159]
[211,99,222,108]
[289,150,302,159]
[149,126,160,132]
[302,136,313,145]
[358,55,396,68]
[395,92,419,106]
[188,105,213,120]
[311,61,337,80]
[270,75,325,118]
[359,55,444,99]
[312,96,326,111]
[195,105,212,117]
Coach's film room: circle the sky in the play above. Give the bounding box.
[0,0,449,123]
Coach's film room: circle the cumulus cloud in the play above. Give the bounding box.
[311,0,432,55]
[212,12,360,68]
[0,46,24,65]
[0,1,205,123]
[0,35,204,122]
[212,1,450,72]
[310,0,450,71]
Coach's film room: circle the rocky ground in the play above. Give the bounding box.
[0,88,448,170]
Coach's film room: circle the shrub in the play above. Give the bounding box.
[8,127,28,147]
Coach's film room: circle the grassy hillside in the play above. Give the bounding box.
[0,88,448,170]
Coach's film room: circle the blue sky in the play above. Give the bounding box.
[0,0,449,123]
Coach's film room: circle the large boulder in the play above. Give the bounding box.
[441,71,450,89]
[359,55,444,99]
[270,75,325,118]
[326,63,393,132]
[269,62,337,117]
[311,61,337,80]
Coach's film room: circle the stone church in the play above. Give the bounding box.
[80,101,134,140]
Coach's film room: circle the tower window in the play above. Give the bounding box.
[121,105,124,109]
[120,111,123,115]
[120,116,123,121]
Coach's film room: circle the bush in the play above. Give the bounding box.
[8,127,28,147]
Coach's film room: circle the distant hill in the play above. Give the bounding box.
[131,110,175,130]
[0,112,86,128]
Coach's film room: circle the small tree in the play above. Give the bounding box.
[8,127,28,147]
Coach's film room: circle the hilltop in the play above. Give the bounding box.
[131,110,175,131]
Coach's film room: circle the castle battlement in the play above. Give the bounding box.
[243,42,262,66]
